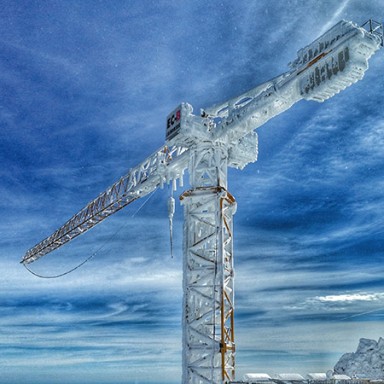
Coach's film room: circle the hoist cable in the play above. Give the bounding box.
[24,189,158,279]
[23,253,96,279]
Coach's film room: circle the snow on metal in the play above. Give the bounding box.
[306,373,328,380]
[296,20,382,102]
[243,373,273,382]
[332,374,352,380]
[21,19,382,384]
[276,373,306,381]
[180,144,236,383]
[21,145,189,264]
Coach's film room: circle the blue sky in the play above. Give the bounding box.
[1,1,384,383]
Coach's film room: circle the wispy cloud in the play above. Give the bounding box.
[317,293,384,303]
[318,0,351,36]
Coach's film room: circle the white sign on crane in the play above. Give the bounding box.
[22,20,382,384]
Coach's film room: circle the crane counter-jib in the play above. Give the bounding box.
[212,20,382,147]
[162,20,382,176]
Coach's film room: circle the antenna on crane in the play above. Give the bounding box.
[21,20,382,384]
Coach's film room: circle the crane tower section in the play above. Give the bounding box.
[164,19,382,384]
[180,144,236,383]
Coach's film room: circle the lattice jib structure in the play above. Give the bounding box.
[21,145,189,264]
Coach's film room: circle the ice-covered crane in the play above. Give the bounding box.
[22,20,382,384]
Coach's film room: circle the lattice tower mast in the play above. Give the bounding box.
[21,20,382,384]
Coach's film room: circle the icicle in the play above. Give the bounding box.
[168,194,175,258]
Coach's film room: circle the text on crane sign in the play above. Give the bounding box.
[166,106,182,141]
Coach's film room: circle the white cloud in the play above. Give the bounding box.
[317,293,384,302]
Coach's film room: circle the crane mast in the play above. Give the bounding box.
[180,143,236,383]
[22,20,382,384]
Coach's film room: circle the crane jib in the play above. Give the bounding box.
[22,144,189,264]
[22,19,382,266]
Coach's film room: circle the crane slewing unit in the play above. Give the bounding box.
[22,20,382,384]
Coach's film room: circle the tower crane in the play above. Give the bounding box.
[22,20,383,384]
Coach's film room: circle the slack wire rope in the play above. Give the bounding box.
[23,189,158,279]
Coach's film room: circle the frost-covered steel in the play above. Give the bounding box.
[22,20,381,265]
[21,145,188,264]
[21,19,382,384]
[202,20,382,169]
[180,144,235,384]
[297,20,382,101]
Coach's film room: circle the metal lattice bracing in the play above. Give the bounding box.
[181,144,236,384]
[21,145,189,264]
